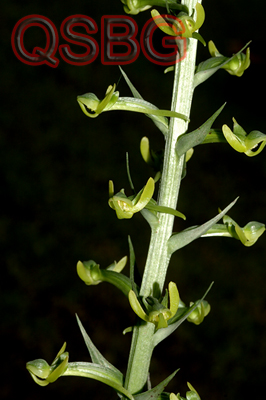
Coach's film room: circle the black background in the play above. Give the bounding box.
[1,1,266,399]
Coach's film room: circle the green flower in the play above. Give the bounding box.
[209,40,250,77]
[121,0,186,15]
[77,257,132,296]
[223,215,265,247]
[109,178,186,220]
[187,300,210,325]
[26,343,69,386]
[109,177,155,219]
[222,118,266,156]
[128,281,179,330]
[151,3,206,45]
[172,382,201,400]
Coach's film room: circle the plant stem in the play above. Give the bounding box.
[124,0,201,394]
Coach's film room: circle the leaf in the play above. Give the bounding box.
[119,66,168,135]
[65,362,134,400]
[140,207,159,229]
[200,223,232,237]
[128,235,139,296]
[167,198,238,255]
[176,104,226,156]
[76,315,123,380]
[134,370,179,400]
[145,202,186,220]
[201,129,226,144]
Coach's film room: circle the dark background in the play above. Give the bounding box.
[1,1,266,399]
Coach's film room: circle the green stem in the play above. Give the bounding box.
[124,0,201,394]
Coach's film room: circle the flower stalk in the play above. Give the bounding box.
[124,0,201,393]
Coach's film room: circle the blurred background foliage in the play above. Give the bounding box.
[1,1,266,399]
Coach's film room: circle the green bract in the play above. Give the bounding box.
[128,281,179,330]
[120,0,186,15]
[222,118,266,156]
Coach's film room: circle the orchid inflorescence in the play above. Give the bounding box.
[26,1,265,400]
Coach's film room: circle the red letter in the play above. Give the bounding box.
[101,16,139,65]
[59,15,99,66]
[140,15,187,66]
[11,15,59,67]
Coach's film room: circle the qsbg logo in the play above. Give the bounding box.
[11,14,187,67]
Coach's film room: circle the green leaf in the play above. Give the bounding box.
[134,370,179,400]
[200,223,232,237]
[128,235,139,296]
[176,104,226,156]
[64,362,134,400]
[140,207,159,229]
[167,198,238,255]
[119,66,168,135]
[145,202,186,220]
[201,129,226,144]
[126,152,135,192]
[76,315,124,380]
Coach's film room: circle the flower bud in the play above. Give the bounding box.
[187,300,210,325]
